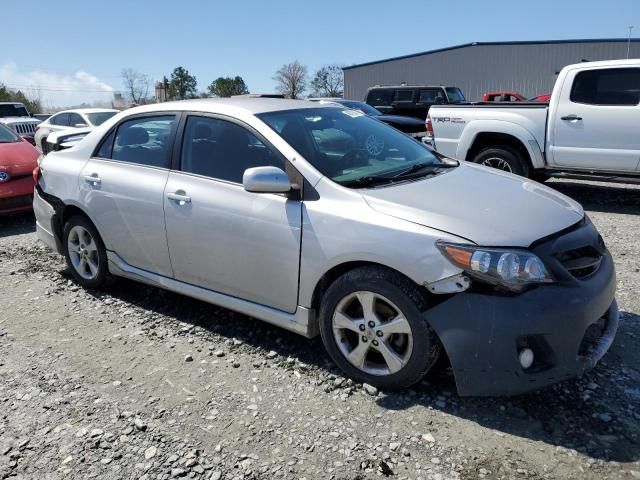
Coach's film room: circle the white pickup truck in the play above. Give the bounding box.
[427,59,640,182]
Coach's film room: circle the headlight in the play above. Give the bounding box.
[436,241,553,291]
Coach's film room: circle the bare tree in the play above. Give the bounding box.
[273,61,308,99]
[121,68,151,105]
[311,64,344,97]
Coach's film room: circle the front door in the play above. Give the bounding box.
[550,66,640,172]
[164,114,302,313]
[79,114,178,276]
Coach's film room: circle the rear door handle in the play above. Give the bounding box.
[167,191,191,204]
[561,115,582,121]
[84,174,101,185]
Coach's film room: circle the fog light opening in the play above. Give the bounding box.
[519,348,534,369]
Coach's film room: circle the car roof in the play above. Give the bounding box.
[367,85,447,90]
[54,108,119,114]
[123,98,334,116]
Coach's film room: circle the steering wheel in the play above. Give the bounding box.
[342,148,370,169]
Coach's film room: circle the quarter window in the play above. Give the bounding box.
[68,113,86,126]
[393,89,414,102]
[103,115,176,167]
[570,68,640,106]
[180,116,284,183]
[366,89,392,107]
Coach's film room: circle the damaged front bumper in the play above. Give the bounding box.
[425,218,618,396]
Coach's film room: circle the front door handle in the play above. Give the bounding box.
[167,191,191,204]
[561,114,582,121]
[84,174,101,185]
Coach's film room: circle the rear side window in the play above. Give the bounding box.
[393,89,414,102]
[98,115,176,167]
[180,116,283,183]
[366,89,392,107]
[51,113,70,126]
[418,88,445,103]
[68,113,85,126]
[570,68,640,106]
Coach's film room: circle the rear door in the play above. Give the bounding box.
[550,66,640,172]
[79,113,178,276]
[163,113,302,313]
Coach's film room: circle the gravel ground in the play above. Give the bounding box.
[0,179,639,480]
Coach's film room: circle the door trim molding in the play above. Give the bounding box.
[106,251,318,338]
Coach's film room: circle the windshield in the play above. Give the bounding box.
[258,107,450,187]
[445,87,466,103]
[86,111,117,126]
[0,104,29,117]
[0,123,21,143]
[334,100,382,116]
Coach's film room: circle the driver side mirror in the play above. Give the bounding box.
[243,166,292,194]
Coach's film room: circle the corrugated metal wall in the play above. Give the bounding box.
[344,41,640,101]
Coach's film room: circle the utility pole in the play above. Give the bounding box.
[628,26,634,59]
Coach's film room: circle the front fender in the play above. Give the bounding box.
[457,120,545,170]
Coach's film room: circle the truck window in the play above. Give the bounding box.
[366,89,392,107]
[570,68,640,106]
[418,89,444,103]
[393,89,414,103]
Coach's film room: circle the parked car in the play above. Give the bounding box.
[34,108,118,152]
[482,91,527,102]
[0,123,39,214]
[428,59,640,181]
[308,98,428,141]
[365,85,465,120]
[0,102,41,145]
[529,93,551,102]
[34,98,618,396]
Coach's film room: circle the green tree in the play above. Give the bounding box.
[310,64,344,98]
[0,82,42,114]
[168,67,197,100]
[273,61,307,99]
[207,76,249,97]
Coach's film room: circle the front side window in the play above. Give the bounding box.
[570,68,640,106]
[445,87,465,103]
[68,113,86,126]
[87,111,117,126]
[106,115,176,167]
[418,89,444,103]
[259,108,451,188]
[180,116,284,183]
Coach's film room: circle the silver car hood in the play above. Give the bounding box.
[361,162,584,247]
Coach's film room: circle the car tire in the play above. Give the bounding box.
[318,266,440,390]
[63,215,108,289]
[472,146,530,177]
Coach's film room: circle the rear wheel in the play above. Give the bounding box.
[63,215,108,288]
[472,146,530,177]
[319,266,440,390]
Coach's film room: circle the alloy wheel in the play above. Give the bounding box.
[481,156,513,172]
[67,225,100,280]
[332,291,413,376]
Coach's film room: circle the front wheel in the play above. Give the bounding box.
[319,267,440,390]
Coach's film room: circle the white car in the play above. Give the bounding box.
[428,59,640,182]
[35,108,118,152]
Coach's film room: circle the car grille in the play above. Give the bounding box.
[9,122,38,135]
[556,245,603,279]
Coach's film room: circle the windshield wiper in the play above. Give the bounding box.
[339,160,459,189]
[339,175,397,188]
[391,161,457,179]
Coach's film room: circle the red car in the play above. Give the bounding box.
[0,123,39,214]
[482,91,527,102]
[529,93,551,102]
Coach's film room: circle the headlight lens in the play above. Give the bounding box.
[437,241,553,291]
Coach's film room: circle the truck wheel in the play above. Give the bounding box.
[472,147,530,177]
[318,266,440,390]
[63,215,108,289]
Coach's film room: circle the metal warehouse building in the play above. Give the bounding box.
[343,39,640,101]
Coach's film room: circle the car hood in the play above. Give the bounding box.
[0,117,40,125]
[361,162,584,247]
[376,114,424,126]
[0,141,39,175]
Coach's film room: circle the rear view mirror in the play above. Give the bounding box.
[243,166,292,193]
